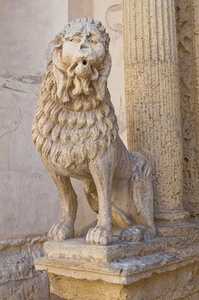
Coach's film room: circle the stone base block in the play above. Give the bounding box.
[0,235,49,300]
[48,263,199,300]
[0,271,49,300]
[35,235,199,300]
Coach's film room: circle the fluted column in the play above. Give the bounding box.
[122,0,189,222]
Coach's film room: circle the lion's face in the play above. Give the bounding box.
[62,22,105,80]
[43,19,111,103]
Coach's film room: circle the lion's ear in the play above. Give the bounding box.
[55,35,62,48]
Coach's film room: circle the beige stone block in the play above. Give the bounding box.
[0,271,49,300]
[0,0,68,80]
[0,82,60,239]
[0,236,49,300]
[68,0,93,21]
[48,265,199,300]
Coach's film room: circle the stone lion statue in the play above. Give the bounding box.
[32,18,155,245]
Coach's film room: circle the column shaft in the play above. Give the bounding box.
[122,0,189,222]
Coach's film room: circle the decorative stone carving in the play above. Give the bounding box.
[175,0,199,217]
[32,18,155,246]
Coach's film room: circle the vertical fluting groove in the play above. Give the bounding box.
[155,2,161,60]
[167,0,172,60]
[123,0,187,221]
[161,0,166,61]
[134,0,137,63]
[140,0,145,62]
[148,0,152,61]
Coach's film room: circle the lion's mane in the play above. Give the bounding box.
[32,18,118,169]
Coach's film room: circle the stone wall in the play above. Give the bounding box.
[0,0,69,241]
[0,1,68,299]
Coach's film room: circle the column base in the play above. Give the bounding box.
[156,221,199,237]
[154,207,190,223]
[35,234,199,300]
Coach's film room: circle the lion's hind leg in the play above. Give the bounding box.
[119,170,155,242]
[82,180,99,214]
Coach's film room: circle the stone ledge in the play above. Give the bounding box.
[35,237,199,285]
[42,233,199,264]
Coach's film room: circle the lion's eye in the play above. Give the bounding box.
[89,39,97,44]
[71,37,81,43]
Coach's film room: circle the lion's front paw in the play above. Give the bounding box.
[119,225,145,242]
[48,221,74,241]
[86,226,113,245]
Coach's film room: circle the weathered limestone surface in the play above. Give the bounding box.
[122,0,189,223]
[34,1,199,299]
[193,0,199,187]
[0,80,60,240]
[35,236,199,299]
[69,0,93,22]
[176,0,199,218]
[0,272,49,300]
[0,0,68,81]
[92,0,127,143]
[48,263,199,300]
[0,236,49,300]
[1,0,199,299]
[0,2,75,299]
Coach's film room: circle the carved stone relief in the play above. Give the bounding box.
[32,18,155,246]
[105,3,123,35]
[0,94,21,138]
[176,0,199,217]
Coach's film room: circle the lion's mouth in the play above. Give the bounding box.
[67,60,99,81]
[75,61,92,78]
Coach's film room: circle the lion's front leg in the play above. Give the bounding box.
[86,152,115,246]
[48,175,77,241]
[43,161,78,241]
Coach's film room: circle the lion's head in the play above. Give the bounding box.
[33,18,118,167]
[44,18,112,109]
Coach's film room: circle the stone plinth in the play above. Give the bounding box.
[35,233,199,300]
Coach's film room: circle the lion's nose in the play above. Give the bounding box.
[80,43,89,50]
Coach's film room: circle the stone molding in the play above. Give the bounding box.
[35,235,199,285]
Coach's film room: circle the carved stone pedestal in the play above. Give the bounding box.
[35,231,199,300]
